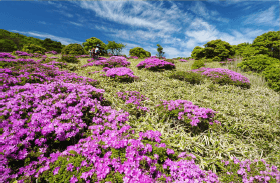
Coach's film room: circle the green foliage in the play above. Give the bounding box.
[105,40,126,56]
[167,70,207,85]
[42,38,64,53]
[217,159,278,183]
[232,42,259,59]
[191,46,205,60]
[61,43,87,56]
[58,55,79,64]
[191,59,206,70]
[0,39,17,52]
[129,47,151,59]
[203,39,235,61]
[237,54,280,73]
[261,63,280,93]
[82,37,107,56]
[0,29,45,51]
[251,31,280,60]
[156,44,165,58]
[21,44,47,54]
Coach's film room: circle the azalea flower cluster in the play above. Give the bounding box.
[104,67,139,81]
[0,52,16,59]
[190,68,251,87]
[0,58,99,92]
[45,51,58,55]
[83,56,131,69]
[219,58,238,65]
[14,51,44,58]
[75,55,90,58]
[127,56,138,59]
[219,157,280,182]
[178,59,188,62]
[49,56,58,59]
[136,58,176,71]
[115,91,150,112]
[156,99,221,127]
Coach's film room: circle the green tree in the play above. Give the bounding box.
[203,39,235,61]
[232,42,259,59]
[82,37,107,56]
[129,47,151,59]
[105,41,126,56]
[251,31,280,60]
[156,44,165,58]
[61,43,87,56]
[0,39,17,52]
[191,46,205,60]
[42,38,64,53]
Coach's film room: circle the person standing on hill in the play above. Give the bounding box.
[91,48,96,59]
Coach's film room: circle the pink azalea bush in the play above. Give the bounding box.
[190,67,251,89]
[83,56,130,69]
[0,52,16,59]
[155,99,221,134]
[219,58,237,65]
[104,67,140,82]
[178,59,188,62]
[136,58,176,72]
[115,91,151,117]
[128,56,138,59]
[45,51,58,55]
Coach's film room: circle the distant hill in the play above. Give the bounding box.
[0,29,66,53]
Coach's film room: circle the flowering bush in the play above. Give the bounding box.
[178,59,188,62]
[104,67,140,82]
[136,58,176,72]
[128,56,138,59]
[82,56,130,69]
[45,50,58,55]
[75,55,90,58]
[218,158,280,183]
[115,91,150,118]
[0,52,16,59]
[191,67,251,89]
[155,99,221,134]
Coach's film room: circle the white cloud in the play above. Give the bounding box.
[68,21,83,27]
[38,21,47,25]
[242,5,279,26]
[9,30,82,45]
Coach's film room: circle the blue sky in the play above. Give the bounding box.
[0,0,279,59]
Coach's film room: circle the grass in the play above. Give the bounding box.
[7,53,280,182]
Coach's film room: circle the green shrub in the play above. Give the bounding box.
[168,71,206,85]
[212,56,221,62]
[59,55,79,64]
[164,59,177,64]
[61,43,87,56]
[191,59,206,70]
[21,44,47,54]
[237,54,280,73]
[0,39,17,52]
[261,63,280,93]
[129,47,151,59]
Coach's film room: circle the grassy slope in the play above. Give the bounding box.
[67,55,279,173]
